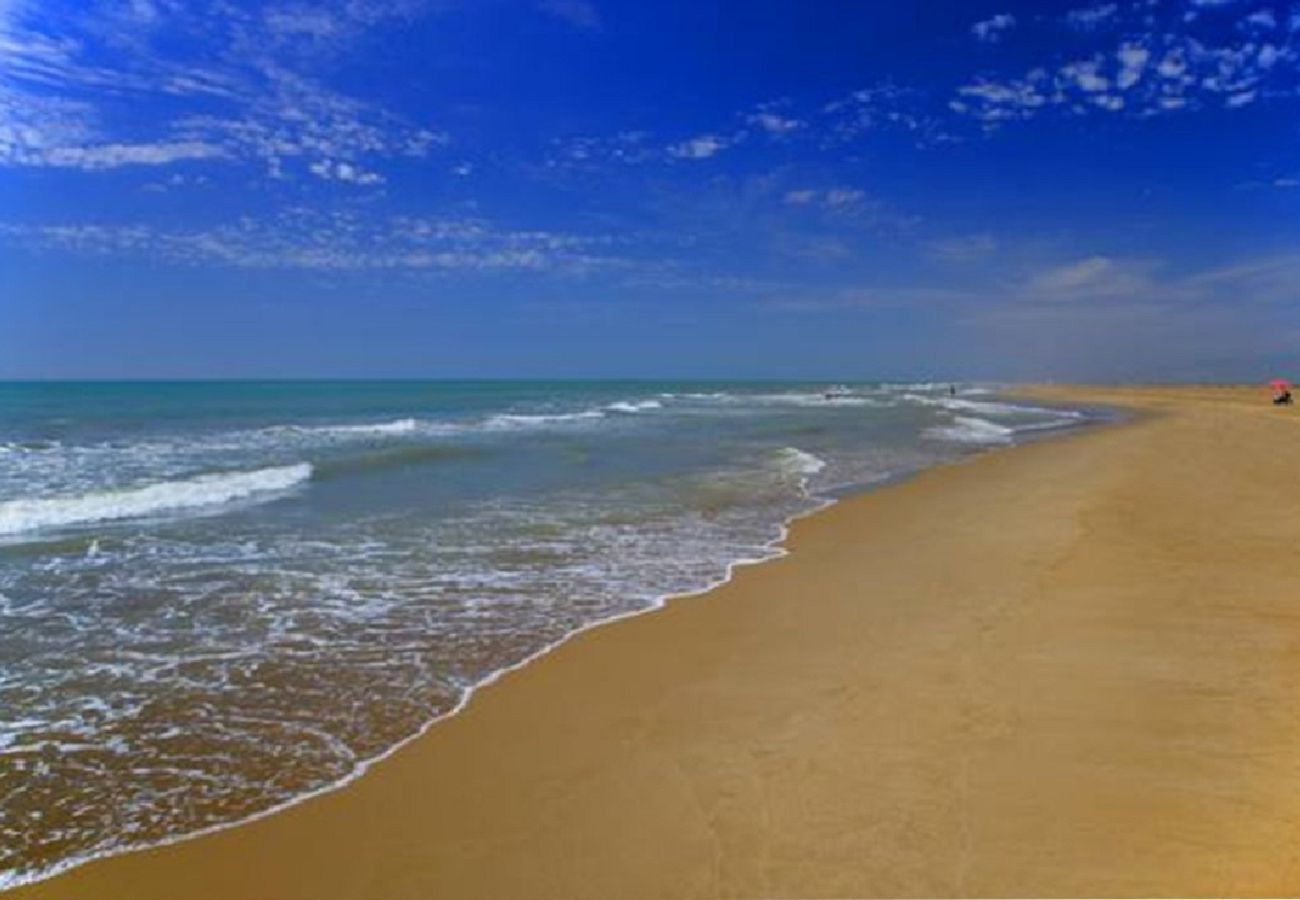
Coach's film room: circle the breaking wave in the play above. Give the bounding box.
[606,400,663,413]
[925,416,1015,445]
[0,464,312,537]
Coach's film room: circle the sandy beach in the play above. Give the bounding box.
[11,385,1300,898]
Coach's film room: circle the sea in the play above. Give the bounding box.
[0,380,1094,889]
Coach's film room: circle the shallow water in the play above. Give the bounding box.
[0,380,1089,888]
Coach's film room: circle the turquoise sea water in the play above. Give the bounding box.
[0,380,1091,888]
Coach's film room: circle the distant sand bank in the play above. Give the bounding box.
[13,386,1300,899]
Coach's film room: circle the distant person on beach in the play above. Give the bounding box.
[949,385,957,397]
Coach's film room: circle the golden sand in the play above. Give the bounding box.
[12,386,1300,898]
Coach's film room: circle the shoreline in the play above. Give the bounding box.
[17,385,1300,897]
[0,394,1101,894]
[0,455,838,895]
[1,393,1096,893]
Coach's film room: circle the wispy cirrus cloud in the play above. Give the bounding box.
[969,251,1300,379]
[0,0,445,178]
[767,248,1300,317]
[0,210,626,273]
[1020,255,1169,302]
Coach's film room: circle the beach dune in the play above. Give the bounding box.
[13,386,1300,898]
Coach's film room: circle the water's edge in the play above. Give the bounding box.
[0,397,1119,894]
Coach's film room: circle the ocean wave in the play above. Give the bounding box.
[0,464,312,536]
[0,440,64,454]
[314,445,484,478]
[773,446,828,477]
[902,394,1081,419]
[483,411,605,429]
[1011,416,1088,434]
[606,399,663,413]
[667,391,887,409]
[754,393,885,408]
[924,416,1015,444]
[882,381,950,392]
[306,418,421,436]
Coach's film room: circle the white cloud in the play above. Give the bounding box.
[1061,58,1111,93]
[1022,256,1174,303]
[1242,8,1277,31]
[1156,47,1189,78]
[549,130,654,166]
[746,111,802,135]
[1116,43,1150,89]
[821,83,948,144]
[262,6,345,43]
[308,158,385,185]
[17,140,223,169]
[667,134,731,160]
[776,186,911,230]
[972,13,1016,43]
[950,12,1299,126]
[968,251,1300,378]
[1065,3,1119,31]
[953,78,1048,122]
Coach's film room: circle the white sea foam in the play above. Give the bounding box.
[0,464,312,536]
[1012,416,1088,434]
[901,393,1083,419]
[669,391,885,409]
[310,418,420,436]
[925,416,1015,444]
[759,394,883,407]
[774,446,828,477]
[0,451,843,895]
[883,381,948,392]
[606,400,663,413]
[483,410,605,429]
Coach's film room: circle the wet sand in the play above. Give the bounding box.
[13,385,1300,898]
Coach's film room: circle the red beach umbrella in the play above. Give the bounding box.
[1271,378,1290,392]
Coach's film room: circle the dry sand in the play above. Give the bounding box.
[12,386,1300,898]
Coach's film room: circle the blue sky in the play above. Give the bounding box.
[2,0,1300,379]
